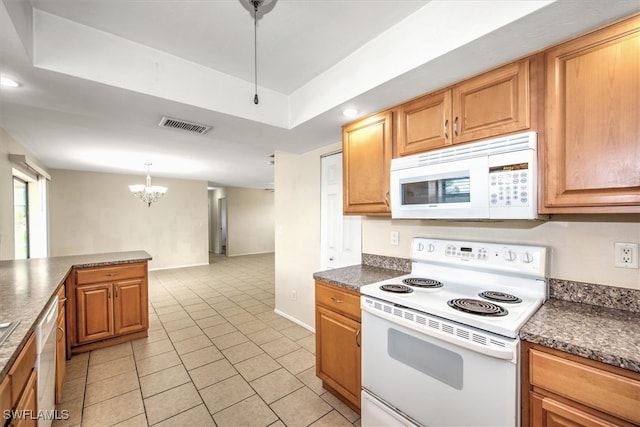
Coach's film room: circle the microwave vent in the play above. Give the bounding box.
[159,117,212,135]
[392,131,537,170]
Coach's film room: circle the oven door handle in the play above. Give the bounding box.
[362,304,517,361]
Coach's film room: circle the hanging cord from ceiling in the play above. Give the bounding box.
[253,1,259,104]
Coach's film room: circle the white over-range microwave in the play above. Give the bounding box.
[390,131,545,220]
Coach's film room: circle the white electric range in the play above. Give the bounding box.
[360,237,548,427]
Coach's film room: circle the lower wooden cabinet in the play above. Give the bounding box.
[1,334,37,427]
[68,262,148,354]
[522,342,640,427]
[315,281,361,412]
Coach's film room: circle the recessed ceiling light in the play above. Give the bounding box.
[342,108,358,117]
[0,76,20,88]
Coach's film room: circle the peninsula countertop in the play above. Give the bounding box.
[0,251,152,380]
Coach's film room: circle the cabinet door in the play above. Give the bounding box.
[452,59,530,144]
[76,283,114,344]
[11,370,37,427]
[55,308,66,404]
[543,16,640,211]
[315,305,361,410]
[530,392,630,427]
[114,279,147,336]
[342,110,393,215]
[397,90,452,155]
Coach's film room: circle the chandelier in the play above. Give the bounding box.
[129,163,167,207]
[247,0,277,104]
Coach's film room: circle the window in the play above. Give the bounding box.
[13,177,29,259]
[11,167,48,259]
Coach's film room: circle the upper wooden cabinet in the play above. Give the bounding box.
[542,15,640,213]
[342,110,393,215]
[396,89,452,155]
[396,58,540,156]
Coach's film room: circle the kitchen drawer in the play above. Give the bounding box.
[8,333,36,407]
[530,349,640,424]
[315,281,361,320]
[76,263,146,285]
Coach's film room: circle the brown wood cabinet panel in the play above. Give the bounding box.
[530,349,640,424]
[10,370,37,427]
[315,282,361,320]
[0,375,10,422]
[7,334,35,408]
[522,342,640,427]
[315,305,361,410]
[76,263,146,285]
[397,90,452,155]
[530,392,627,427]
[543,15,640,212]
[343,110,393,215]
[76,283,114,344]
[452,59,531,144]
[114,279,148,336]
[69,262,148,354]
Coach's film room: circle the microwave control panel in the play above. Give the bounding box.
[489,162,530,207]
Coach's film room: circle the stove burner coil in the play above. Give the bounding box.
[402,278,444,288]
[380,284,414,294]
[447,298,508,316]
[479,291,522,303]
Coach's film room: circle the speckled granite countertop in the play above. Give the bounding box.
[521,299,640,373]
[521,279,640,373]
[0,251,152,380]
[313,262,408,292]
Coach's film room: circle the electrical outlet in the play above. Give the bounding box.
[290,290,297,301]
[391,231,399,246]
[614,242,639,269]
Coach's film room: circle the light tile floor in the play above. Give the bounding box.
[54,253,361,427]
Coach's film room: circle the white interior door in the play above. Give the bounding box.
[320,152,361,270]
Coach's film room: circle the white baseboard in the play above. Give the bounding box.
[274,309,315,334]
[149,262,209,272]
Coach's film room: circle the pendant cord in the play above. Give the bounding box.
[253,4,259,104]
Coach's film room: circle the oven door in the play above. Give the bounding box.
[361,307,519,427]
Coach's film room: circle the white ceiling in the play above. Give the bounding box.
[1,0,639,189]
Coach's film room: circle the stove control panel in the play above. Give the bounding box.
[413,238,547,278]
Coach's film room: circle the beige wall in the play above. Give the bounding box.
[0,128,50,260]
[49,169,208,270]
[274,143,341,331]
[362,217,640,290]
[225,186,274,257]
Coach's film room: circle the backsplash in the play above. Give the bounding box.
[549,279,640,313]
[362,254,639,313]
[362,253,411,272]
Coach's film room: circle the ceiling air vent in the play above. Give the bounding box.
[159,116,212,135]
